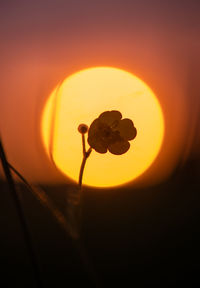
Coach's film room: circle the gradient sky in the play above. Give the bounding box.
[0,2,200,286]
[0,0,199,183]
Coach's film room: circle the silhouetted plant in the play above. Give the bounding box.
[67,110,137,239]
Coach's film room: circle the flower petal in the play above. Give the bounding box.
[88,136,107,153]
[87,119,100,136]
[108,140,130,155]
[99,110,122,126]
[117,119,137,140]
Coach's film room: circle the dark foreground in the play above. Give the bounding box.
[0,157,200,287]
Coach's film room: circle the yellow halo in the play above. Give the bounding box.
[41,66,164,188]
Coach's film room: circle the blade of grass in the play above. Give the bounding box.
[0,138,43,288]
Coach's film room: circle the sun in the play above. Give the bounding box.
[41,66,164,188]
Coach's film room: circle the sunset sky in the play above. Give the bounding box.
[0,1,200,287]
[0,0,199,185]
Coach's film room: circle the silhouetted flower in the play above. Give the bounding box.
[87,110,137,155]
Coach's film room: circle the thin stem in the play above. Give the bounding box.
[76,137,102,286]
[82,133,86,155]
[8,160,77,239]
[78,146,92,231]
[71,133,92,238]
[8,162,33,190]
[79,147,92,192]
[0,138,43,288]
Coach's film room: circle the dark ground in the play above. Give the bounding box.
[0,156,200,287]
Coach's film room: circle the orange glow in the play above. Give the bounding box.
[42,67,164,188]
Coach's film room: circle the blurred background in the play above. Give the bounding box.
[0,0,200,287]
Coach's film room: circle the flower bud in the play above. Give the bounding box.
[78,124,88,134]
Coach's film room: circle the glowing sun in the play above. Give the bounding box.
[42,67,164,188]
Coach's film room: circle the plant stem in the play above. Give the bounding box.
[0,138,43,287]
[78,146,92,229]
[82,133,86,155]
[79,147,92,192]
[71,134,91,237]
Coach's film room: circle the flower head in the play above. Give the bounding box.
[78,124,88,134]
[87,110,137,155]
